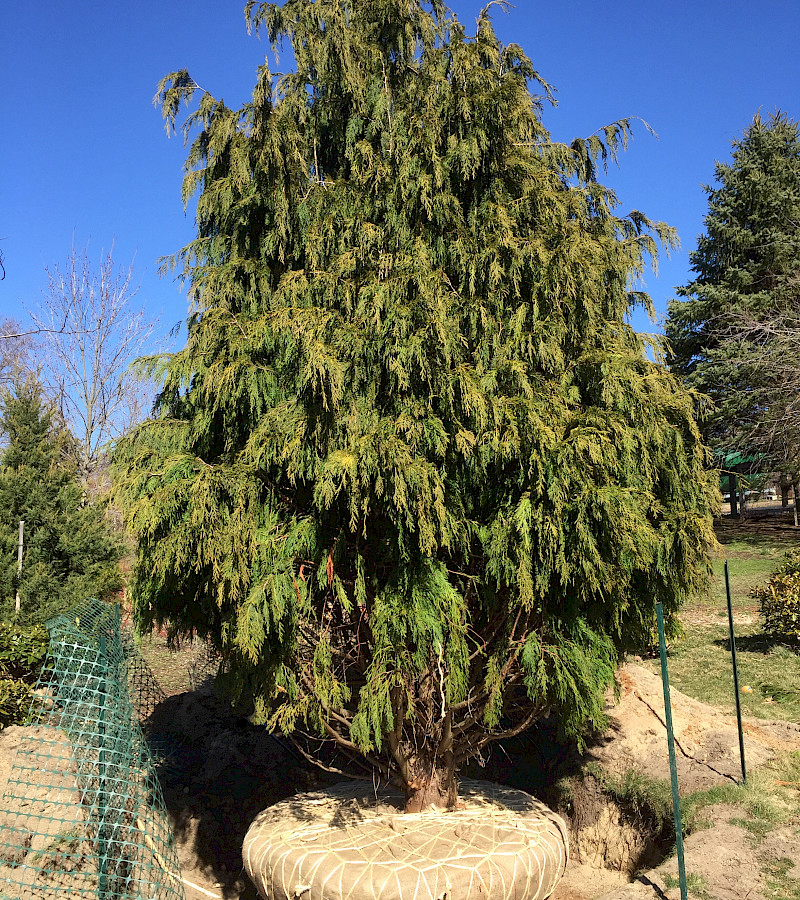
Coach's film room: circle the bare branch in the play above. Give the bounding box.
[285,734,376,783]
[29,243,161,474]
[0,318,37,388]
[453,702,543,765]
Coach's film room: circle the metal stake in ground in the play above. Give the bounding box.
[14,520,23,614]
[656,601,687,900]
[98,630,109,899]
[725,560,747,783]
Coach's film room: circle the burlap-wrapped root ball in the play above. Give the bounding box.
[243,779,568,900]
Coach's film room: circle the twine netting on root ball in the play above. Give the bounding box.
[243,779,569,900]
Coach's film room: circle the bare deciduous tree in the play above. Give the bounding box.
[31,245,158,474]
[0,318,36,388]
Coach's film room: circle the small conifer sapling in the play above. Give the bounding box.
[0,380,122,624]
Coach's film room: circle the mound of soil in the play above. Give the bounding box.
[588,663,800,793]
[0,726,92,899]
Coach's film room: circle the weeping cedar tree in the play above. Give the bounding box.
[666,112,800,479]
[0,380,122,625]
[114,0,716,811]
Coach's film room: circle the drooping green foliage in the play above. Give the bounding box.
[0,380,123,624]
[115,0,716,808]
[666,111,800,471]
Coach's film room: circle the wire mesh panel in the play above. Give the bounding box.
[0,599,184,900]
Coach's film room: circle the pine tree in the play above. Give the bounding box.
[666,111,800,474]
[114,0,716,811]
[0,380,122,625]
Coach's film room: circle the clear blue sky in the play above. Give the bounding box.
[2,1,799,344]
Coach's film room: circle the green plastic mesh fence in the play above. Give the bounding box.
[0,599,185,900]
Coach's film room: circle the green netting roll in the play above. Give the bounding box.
[0,599,184,900]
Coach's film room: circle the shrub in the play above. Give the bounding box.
[0,678,32,730]
[752,551,800,648]
[0,621,48,730]
[0,621,49,682]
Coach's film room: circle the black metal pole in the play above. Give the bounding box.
[725,561,747,782]
[656,602,687,900]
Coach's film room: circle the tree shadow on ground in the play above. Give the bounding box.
[712,632,798,655]
[466,715,634,810]
[145,687,334,899]
[143,694,685,898]
[715,511,800,548]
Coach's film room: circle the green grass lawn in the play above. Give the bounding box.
[710,545,784,611]
[701,529,798,614]
[640,624,800,722]
[640,520,800,722]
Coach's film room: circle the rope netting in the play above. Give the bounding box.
[0,599,184,900]
[244,779,569,900]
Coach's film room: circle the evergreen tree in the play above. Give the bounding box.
[114,0,716,811]
[666,111,800,475]
[0,380,122,625]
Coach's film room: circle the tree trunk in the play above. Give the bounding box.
[781,474,791,509]
[402,707,458,813]
[794,481,799,528]
[728,471,739,517]
[404,760,458,813]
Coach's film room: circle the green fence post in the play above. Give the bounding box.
[724,561,747,783]
[656,602,687,900]
[98,630,109,899]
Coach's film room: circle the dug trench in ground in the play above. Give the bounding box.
[142,660,800,900]
[2,659,798,900]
